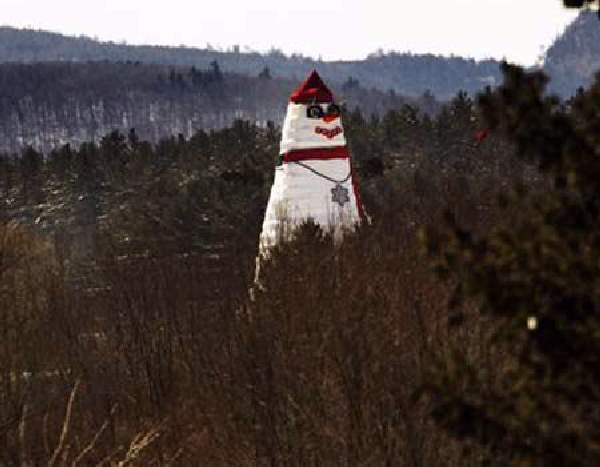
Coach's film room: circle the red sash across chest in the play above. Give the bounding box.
[282,146,349,163]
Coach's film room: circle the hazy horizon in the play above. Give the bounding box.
[1,0,581,65]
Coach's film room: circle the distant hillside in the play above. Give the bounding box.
[544,10,600,95]
[0,26,502,99]
[0,61,428,154]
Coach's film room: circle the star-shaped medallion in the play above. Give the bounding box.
[331,183,350,207]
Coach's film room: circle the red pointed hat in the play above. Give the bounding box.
[289,70,334,104]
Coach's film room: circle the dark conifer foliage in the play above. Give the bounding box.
[563,0,599,12]
[425,62,600,465]
[0,94,499,263]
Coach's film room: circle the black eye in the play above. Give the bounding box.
[307,105,324,119]
[327,104,341,117]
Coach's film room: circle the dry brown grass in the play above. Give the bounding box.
[0,171,505,465]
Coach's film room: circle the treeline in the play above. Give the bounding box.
[0,26,503,98]
[0,92,519,264]
[0,61,432,154]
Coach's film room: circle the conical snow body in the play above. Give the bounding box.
[259,71,365,251]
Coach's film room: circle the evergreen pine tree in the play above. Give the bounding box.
[424,62,600,465]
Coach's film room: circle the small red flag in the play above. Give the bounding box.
[474,129,490,145]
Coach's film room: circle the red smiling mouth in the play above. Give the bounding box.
[315,126,343,139]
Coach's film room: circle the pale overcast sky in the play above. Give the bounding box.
[1,0,580,64]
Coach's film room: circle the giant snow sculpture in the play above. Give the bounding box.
[259,70,366,254]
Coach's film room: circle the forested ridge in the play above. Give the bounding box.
[544,9,600,94]
[0,10,593,155]
[0,61,436,154]
[2,11,595,101]
[0,25,502,98]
